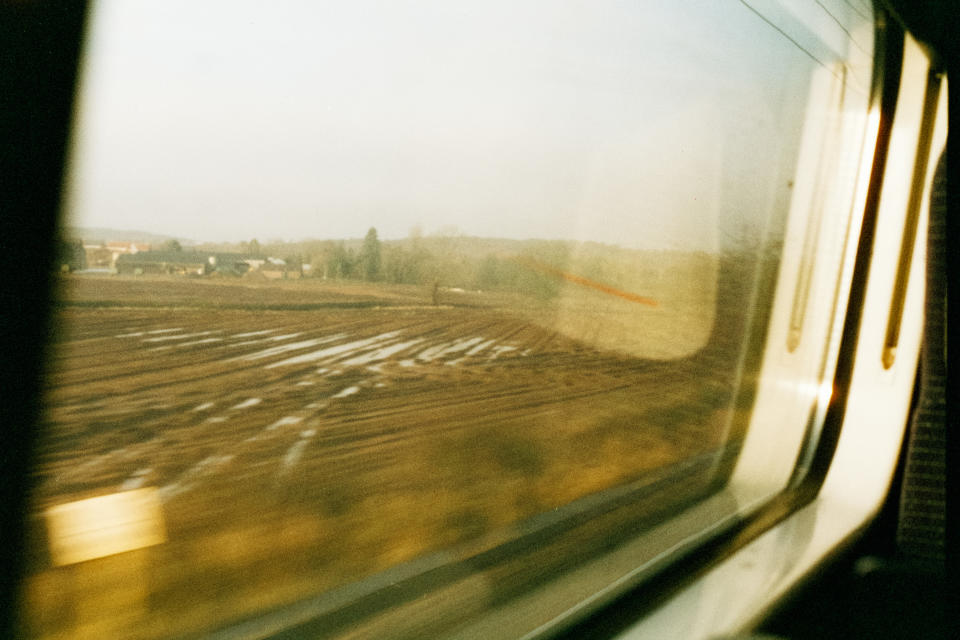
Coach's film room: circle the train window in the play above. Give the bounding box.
[22,1,884,638]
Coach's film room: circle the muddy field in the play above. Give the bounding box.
[23,275,743,639]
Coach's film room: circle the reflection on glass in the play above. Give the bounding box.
[25,1,871,638]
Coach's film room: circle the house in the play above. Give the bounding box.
[82,241,151,270]
[82,243,113,270]
[106,241,149,256]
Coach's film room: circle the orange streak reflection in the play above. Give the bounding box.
[511,256,659,307]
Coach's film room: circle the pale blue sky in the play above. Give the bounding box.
[64,0,846,247]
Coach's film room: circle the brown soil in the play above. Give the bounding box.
[23,275,744,639]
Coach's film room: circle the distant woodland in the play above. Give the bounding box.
[194,229,719,301]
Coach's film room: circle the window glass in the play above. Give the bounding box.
[25,1,873,638]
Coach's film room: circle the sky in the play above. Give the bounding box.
[63,0,850,247]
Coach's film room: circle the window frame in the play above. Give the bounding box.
[3,1,947,639]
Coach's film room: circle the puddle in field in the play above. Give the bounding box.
[332,386,360,399]
[373,337,524,368]
[467,338,498,356]
[115,328,184,338]
[142,330,221,343]
[159,454,235,500]
[267,331,402,368]
[230,329,276,338]
[266,416,303,431]
[120,467,153,491]
[338,338,426,366]
[177,337,224,347]
[259,330,528,373]
[264,333,303,341]
[279,429,317,473]
[234,335,345,361]
[242,416,306,444]
[232,332,305,347]
[489,345,518,359]
[231,398,262,410]
[48,438,164,489]
[416,336,487,362]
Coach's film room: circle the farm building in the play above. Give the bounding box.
[106,241,150,256]
[115,251,210,276]
[81,241,151,270]
[82,243,113,269]
[115,251,268,276]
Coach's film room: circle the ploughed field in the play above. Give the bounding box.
[24,276,736,639]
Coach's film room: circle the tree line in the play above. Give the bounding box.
[198,227,724,303]
[206,227,583,298]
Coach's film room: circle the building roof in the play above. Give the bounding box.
[116,251,274,268]
[115,251,209,265]
[210,252,257,262]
